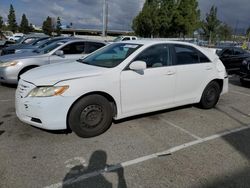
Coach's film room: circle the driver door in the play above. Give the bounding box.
[120,44,176,115]
[49,42,86,64]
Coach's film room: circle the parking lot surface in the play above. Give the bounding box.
[0,76,250,188]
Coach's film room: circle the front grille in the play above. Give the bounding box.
[17,80,35,98]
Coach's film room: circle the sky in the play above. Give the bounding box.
[0,0,249,31]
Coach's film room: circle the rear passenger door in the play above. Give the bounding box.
[172,44,214,105]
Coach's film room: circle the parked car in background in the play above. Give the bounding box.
[217,47,250,73]
[239,58,250,85]
[113,36,138,42]
[14,36,72,54]
[0,39,106,84]
[11,33,48,45]
[16,41,228,138]
[1,36,50,55]
[8,33,24,41]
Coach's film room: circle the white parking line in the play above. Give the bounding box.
[44,124,250,188]
[231,90,250,97]
[159,117,201,140]
[0,99,12,102]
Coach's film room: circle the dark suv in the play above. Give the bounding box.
[239,58,250,85]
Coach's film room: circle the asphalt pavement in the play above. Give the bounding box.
[0,76,250,188]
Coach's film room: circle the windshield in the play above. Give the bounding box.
[113,36,123,42]
[15,36,25,44]
[78,43,142,68]
[35,41,66,54]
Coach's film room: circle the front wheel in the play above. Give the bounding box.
[68,95,113,138]
[199,81,221,109]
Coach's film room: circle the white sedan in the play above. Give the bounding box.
[16,40,228,138]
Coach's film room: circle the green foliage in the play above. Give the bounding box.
[202,6,221,44]
[218,23,233,41]
[132,0,200,37]
[8,4,18,32]
[42,16,53,36]
[247,26,250,36]
[56,17,62,36]
[19,14,30,34]
[0,15,3,29]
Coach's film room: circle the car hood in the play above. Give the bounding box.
[21,62,108,85]
[0,52,42,62]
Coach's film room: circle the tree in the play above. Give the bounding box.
[173,0,200,37]
[8,4,18,32]
[19,14,30,34]
[56,17,62,36]
[218,23,232,41]
[0,15,3,30]
[29,23,34,32]
[247,26,250,36]
[202,6,221,44]
[42,16,53,35]
[132,0,200,38]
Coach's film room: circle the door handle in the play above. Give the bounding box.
[165,71,176,75]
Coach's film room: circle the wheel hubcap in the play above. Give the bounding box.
[80,105,103,129]
[206,88,216,103]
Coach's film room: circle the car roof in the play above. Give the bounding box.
[62,38,107,44]
[118,39,198,47]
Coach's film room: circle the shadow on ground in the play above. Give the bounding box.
[62,150,127,188]
[202,128,250,188]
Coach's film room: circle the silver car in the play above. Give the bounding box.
[0,39,106,84]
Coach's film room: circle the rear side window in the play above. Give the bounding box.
[221,48,233,56]
[174,45,210,65]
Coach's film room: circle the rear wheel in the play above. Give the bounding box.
[199,81,221,109]
[68,95,113,138]
[240,78,248,86]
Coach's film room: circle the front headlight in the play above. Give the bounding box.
[27,86,69,97]
[0,61,18,68]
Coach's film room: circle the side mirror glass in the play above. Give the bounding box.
[129,61,147,71]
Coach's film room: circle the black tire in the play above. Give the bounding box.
[68,95,113,138]
[240,78,248,86]
[199,81,221,109]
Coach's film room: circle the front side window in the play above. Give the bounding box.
[221,48,233,56]
[61,42,85,54]
[134,44,171,68]
[122,37,131,41]
[78,43,142,68]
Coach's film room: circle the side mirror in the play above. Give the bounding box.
[129,61,147,71]
[54,50,64,57]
